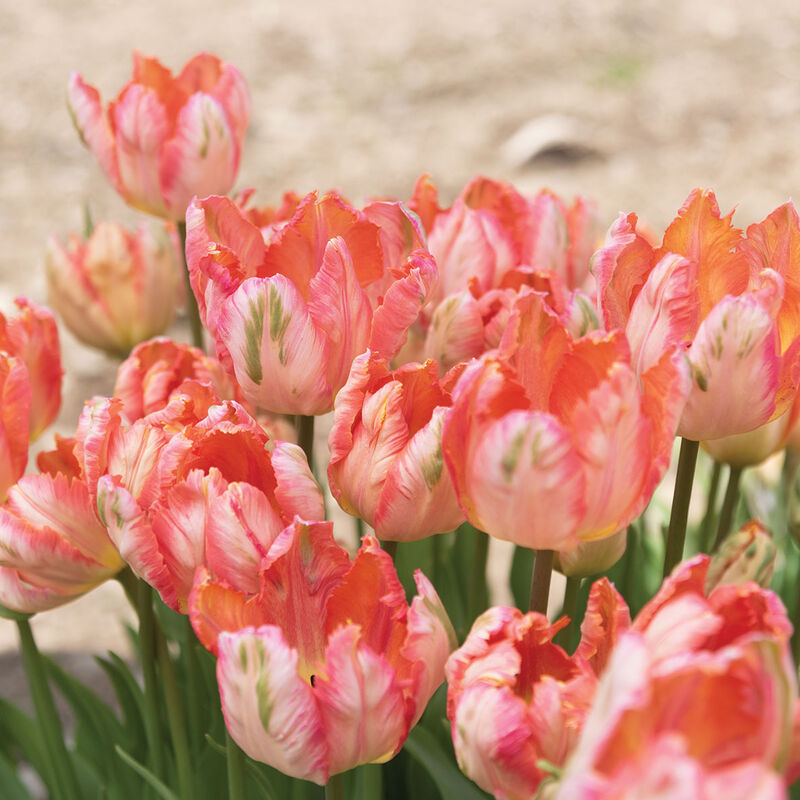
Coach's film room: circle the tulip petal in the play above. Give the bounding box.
[0,354,30,501]
[315,624,409,774]
[218,626,328,784]
[218,275,332,414]
[424,290,486,371]
[576,578,631,677]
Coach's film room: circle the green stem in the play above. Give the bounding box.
[297,415,315,471]
[467,530,490,622]
[136,580,166,781]
[226,728,246,800]
[177,220,205,350]
[355,763,382,798]
[116,566,139,608]
[325,773,345,800]
[713,465,743,551]
[17,619,82,800]
[663,438,700,577]
[181,616,201,756]
[155,621,194,799]
[529,549,554,615]
[699,460,723,553]
[554,576,581,652]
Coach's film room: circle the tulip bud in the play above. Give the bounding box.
[555,528,627,578]
[705,520,776,592]
[46,221,182,355]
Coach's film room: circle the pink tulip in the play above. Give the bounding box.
[0,473,123,613]
[0,354,31,502]
[441,291,689,550]
[185,192,437,414]
[328,351,465,540]
[594,190,800,441]
[96,400,323,611]
[68,52,249,219]
[46,221,182,355]
[190,520,455,783]
[445,606,596,800]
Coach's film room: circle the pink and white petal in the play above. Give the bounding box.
[576,578,631,677]
[680,293,782,441]
[0,354,31,501]
[218,626,328,784]
[374,407,466,541]
[0,567,76,614]
[160,93,239,220]
[270,441,325,522]
[625,253,698,375]
[469,410,585,550]
[218,276,332,415]
[423,290,486,373]
[400,571,457,724]
[362,200,427,274]
[97,475,178,610]
[523,190,569,275]
[206,482,286,594]
[74,396,124,499]
[7,474,120,569]
[451,682,544,800]
[111,84,171,216]
[314,625,409,774]
[67,73,120,191]
[369,250,438,359]
[307,237,373,394]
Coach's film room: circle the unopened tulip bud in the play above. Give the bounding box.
[46,221,182,355]
[555,529,627,578]
[705,520,776,592]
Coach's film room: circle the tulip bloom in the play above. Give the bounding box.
[327,352,465,540]
[445,607,596,800]
[47,222,183,355]
[0,354,32,502]
[96,400,324,611]
[113,337,241,421]
[442,291,689,551]
[556,554,798,798]
[594,190,800,441]
[190,519,456,784]
[0,473,123,613]
[185,191,437,414]
[68,52,250,219]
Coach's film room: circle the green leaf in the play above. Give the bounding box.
[94,654,147,757]
[510,545,534,611]
[204,734,282,800]
[0,753,34,800]
[0,697,56,794]
[404,727,490,800]
[115,747,178,800]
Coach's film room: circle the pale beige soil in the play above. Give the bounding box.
[1,0,800,679]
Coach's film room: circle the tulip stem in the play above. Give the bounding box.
[226,728,246,800]
[181,616,202,755]
[468,530,490,622]
[325,773,345,800]
[554,576,581,652]
[699,459,724,552]
[713,465,743,551]
[663,438,700,577]
[177,220,205,351]
[155,618,194,799]
[297,414,315,471]
[136,580,166,781]
[17,619,82,800]
[529,549,554,615]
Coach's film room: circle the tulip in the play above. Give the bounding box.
[555,528,628,579]
[113,337,241,421]
[441,290,690,551]
[190,520,456,784]
[327,351,466,540]
[556,554,797,797]
[96,400,324,611]
[593,190,800,442]
[185,191,437,414]
[444,606,596,800]
[0,354,31,502]
[706,519,776,591]
[0,299,62,440]
[0,473,123,613]
[46,221,183,355]
[68,52,250,219]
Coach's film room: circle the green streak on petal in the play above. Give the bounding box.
[420,443,444,490]
[256,674,274,733]
[501,429,526,482]
[696,371,708,392]
[244,292,267,385]
[268,285,292,365]
[239,641,248,671]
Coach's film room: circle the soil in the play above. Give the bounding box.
[2,0,800,685]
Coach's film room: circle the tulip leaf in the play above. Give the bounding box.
[94,654,147,755]
[404,727,491,800]
[115,746,178,800]
[0,697,56,795]
[204,734,283,800]
[0,753,34,800]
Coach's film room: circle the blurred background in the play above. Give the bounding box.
[2,0,800,672]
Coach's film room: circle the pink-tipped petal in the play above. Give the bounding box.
[270,441,325,522]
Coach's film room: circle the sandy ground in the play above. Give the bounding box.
[2,0,800,683]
